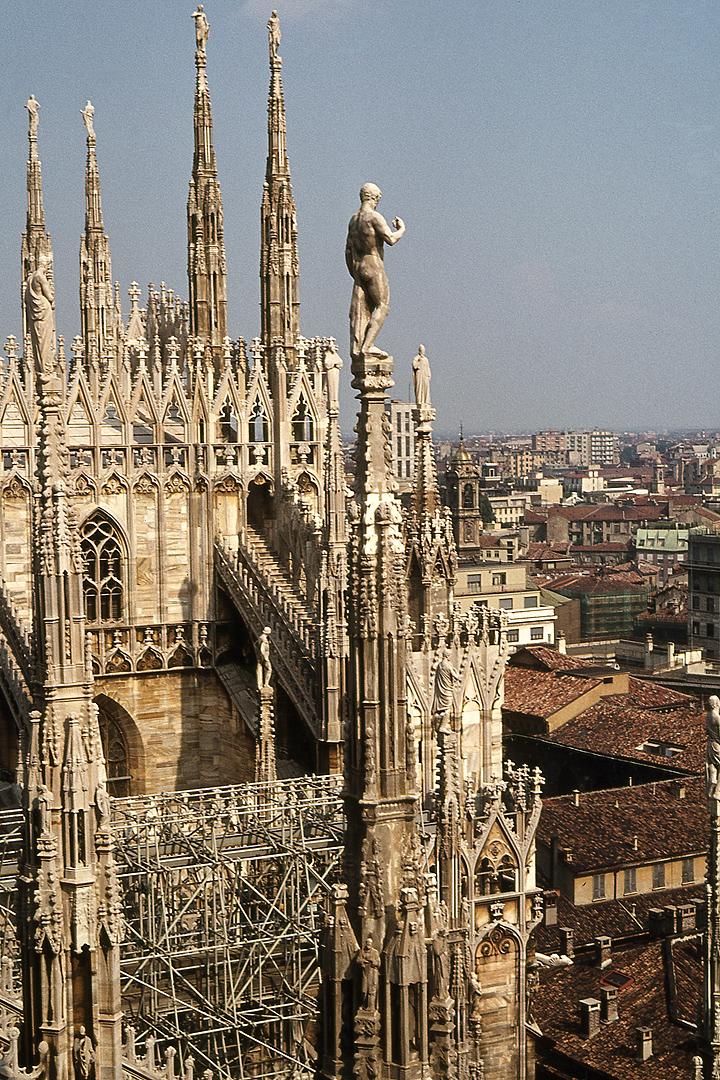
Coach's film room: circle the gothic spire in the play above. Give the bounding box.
[187,4,228,351]
[79,102,120,365]
[260,11,300,359]
[21,95,53,344]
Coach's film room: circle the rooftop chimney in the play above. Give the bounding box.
[579,998,601,1039]
[572,789,580,807]
[559,927,574,959]
[595,936,612,969]
[600,986,618,1023]
[557,633,566,655]
[544,890,558,927]
[636,1027,652,1061]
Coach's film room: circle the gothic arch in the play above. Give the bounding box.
[80,509,129,625]
[94,694,145,796]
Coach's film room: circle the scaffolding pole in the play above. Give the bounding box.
[111,777,344,1080]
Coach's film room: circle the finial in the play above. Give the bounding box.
[25,95,40,138]
[81,101,95,139]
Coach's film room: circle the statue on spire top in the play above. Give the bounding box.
[192,5,209,54]
[81,101,95,138]
[268,10,281,60]
[25,95,40,137]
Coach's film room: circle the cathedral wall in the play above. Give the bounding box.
[133,484,159,620]
[1,483,32,622]
[477,939,520,1080]
[95,669,255,794]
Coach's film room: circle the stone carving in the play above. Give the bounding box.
[346,183,405,361]
[431,649,461,734]
[73,1026,95,1080]
[412,344,431,408]
[267,10,281,58]
[36,784,53,837]
[25,254,56,383]
[192,5,209,53]
[95,785,110,831]
[431,927,450,1000]
[357,935,381,1011]
[256,626,272,688]
[81,100,95,138]
[25,94,40,135]
[707,694,720,805]
[324,344,342,413]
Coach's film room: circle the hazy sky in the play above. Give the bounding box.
[1,1,718,436]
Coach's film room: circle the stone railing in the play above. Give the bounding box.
[0,630,33,727]
[122,1028,207,1080]
[0,1007,50,1080]
[214,540,318,738]
[0,584,34,686]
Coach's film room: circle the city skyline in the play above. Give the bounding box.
[0,1,718,435]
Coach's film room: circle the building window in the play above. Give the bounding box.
[81,514,124,623]
[498,597,513,610]
[710,598,716,612]
[396,413,402,433]
[524,595,538,609]
[682,857,694,884]
[708,624,715,638]
[592,874,606,901]
[652,863,666,890]
[530,626,543,641]
[507,629,519,642]
[694,596,701,609]
[693,622,701,635]
[624,867,637,895]
[492,573,506,587]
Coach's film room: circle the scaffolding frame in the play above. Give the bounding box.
[112,776,344,1080]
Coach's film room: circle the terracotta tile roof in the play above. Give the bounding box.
[535,883,704,950]
[532,938,701,1078]
[509,645,588,672]
[537,775,708,874]
[504,668,601,722]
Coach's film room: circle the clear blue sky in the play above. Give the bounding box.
[1,1,718,436]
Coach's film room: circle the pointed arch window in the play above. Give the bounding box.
[81,514,124,623]
[249,400,268,443]
[218,401,238,443]
[292,397,313,443]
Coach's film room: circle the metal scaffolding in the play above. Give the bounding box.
[111,776,344,1080]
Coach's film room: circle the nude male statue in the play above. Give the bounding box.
[268,10,281,58]
[346,183,404,364]
[192,5,209,53]
[81,101,95,139]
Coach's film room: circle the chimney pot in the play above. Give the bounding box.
[636,1026,652,1061]
[595,936,612,969]
[600,987,618,1023]
[580,998,601,1039]
[572,789,580,807]
[559,927,574,959]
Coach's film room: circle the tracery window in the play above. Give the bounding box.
[291,397,313,442]
[81,514,124,623]
[249,400,268,443]
[98,707,131,797]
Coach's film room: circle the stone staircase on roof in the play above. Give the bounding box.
[214,528,319,739]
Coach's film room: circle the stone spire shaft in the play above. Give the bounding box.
[21,96,53,345]
[260,13,300,359]
[79,103,120,365]
[187,14,228,351]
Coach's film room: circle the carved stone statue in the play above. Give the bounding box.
[25,95,40,136]
[707,695,720,805]
[431,927,450,1000]
[95,785,110,830]
[36,784,53,837]
[25,254,56,382]
[346,183,405,362]
[257,627,272,689]
[431,649,461,734]
[324,345,343,413]
[357,935,381,1011]
[192,5,209,53]
[81,101,95,138]
[268,10,281,58]
[412,344,431,408]
[73,1026,95,1080]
